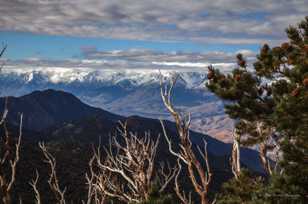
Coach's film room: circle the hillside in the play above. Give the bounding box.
[0,89,263,203]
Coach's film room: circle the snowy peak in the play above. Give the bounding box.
[1,66,207,89]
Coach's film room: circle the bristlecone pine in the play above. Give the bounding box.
[207,16,308,203]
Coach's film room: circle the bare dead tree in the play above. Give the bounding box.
[87,121,176,203]
[230,128,241,180]
[0,103,23,204]
[160,74,213,204]
[38,142,66,204]
[29,170,41,204]
[0,44,25,204]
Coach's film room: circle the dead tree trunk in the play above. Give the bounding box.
[160,74,213,204]
[0,100,23,204]
[231,128,241,179]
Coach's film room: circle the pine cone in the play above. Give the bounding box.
[303,45,308,53]
[234,74,241,81]
[287,58,294,65]
[220,75,226,80]
[281,42,290,50]
[272,46,282,53]
[303,78,308,87]
[291,87,300,97]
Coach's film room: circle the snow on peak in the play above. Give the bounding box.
[1,65,209,88]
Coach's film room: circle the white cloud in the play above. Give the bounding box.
[152,62,208,68]
[81,59,107,64]
[0,0,307,45]
[4,49,253,74]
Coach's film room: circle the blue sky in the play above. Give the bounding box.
[0,0,307,61]
[0,31,259,60]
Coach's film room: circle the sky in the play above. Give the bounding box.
[0,0,307,68]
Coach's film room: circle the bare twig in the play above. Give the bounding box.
[174,159,192,204]
[0,44,7,72]
[38,142,66,204]
[0,98,8,126]
[0,44,7,58]
[29,170,41,204]
[157,162,178,193]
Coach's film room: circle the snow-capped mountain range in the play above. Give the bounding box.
[0,66,234,142]
[2,65,207,87]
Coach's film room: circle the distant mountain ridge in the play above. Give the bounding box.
[0,67,233,142]
[0,89,263,173]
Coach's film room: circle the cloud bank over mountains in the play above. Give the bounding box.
[1,0,307,45]
[2,48,256,73]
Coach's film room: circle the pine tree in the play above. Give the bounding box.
[216,170,265,204]
[207,16,308,203]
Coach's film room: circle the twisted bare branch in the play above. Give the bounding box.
[29,170,41,204]
[256,122,273,175]
[160,74,213,204]
[230,128,241,180]
[0,113,23,204]
[157,162,178,193]
[174,159,192,204]
[38,142,66,204]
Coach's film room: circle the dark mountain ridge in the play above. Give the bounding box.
[0,89,265,203]
[0,89,264,172]
[0,89,122,131]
